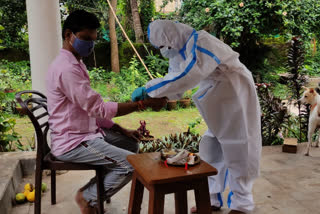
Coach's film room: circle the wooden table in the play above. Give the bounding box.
[127,152,218,214]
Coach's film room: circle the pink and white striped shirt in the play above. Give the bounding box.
[46,49,118,156]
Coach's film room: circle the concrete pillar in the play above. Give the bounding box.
[26,0,62,94]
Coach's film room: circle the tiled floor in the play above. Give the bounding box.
[12,143,320,214]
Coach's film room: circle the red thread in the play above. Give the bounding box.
[185,162,188,170]
[164,160,168,168]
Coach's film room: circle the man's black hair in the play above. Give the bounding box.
[62,10,100,40]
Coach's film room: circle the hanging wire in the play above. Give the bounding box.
[105,0,154,79]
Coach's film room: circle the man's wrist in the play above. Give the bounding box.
[110,123,126,134]
[137,100,146,111]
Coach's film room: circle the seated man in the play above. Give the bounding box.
[46,10,167,214]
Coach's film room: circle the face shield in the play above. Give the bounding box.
[160,46,180,59]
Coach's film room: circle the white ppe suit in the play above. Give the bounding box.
[146,20,262,213]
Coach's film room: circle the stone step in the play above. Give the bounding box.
[0,152,36,214]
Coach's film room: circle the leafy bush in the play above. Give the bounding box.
[178,0,320,71]
[88,66,110,84]
[90,54,168,103]
[138,49,168,78]
[0,91,21,152]
[139,132,202,153]
[0,0,28,50]
[139,0,155,33]
[103,56,149,102]
[0,60,31,90]
[257,83,289,146]
[304,42,320,77]
[187,117,202,135]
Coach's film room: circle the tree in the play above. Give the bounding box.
[130,0,144,43]
[0,0,27,49]
[108,0,120,72]
[139,0,155,33]
[179,0,320,71]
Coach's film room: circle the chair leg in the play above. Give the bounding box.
[51,170,56,205]
[194,178,211,214]
[106,198,111,204]
[34,168,42,214]
[96,169,104,214]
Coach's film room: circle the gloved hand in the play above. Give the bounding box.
[131,87,150,101]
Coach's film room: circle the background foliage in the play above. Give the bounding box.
[179,0,320,72]
[0,0,28,50]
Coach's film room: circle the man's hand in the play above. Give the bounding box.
[110,124,142,142]
[144,97,168,111]
[121,129,143,142]
[116,97,168,117]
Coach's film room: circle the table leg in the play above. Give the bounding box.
[128,172,144,214]
[175,191,188,214]
[194,178,211,214]
[148,186,164,214]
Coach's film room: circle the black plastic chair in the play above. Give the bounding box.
[15,90,106,214]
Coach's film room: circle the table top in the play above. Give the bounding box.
[127,152,218,184]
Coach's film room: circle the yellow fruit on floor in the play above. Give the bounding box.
[23,189,30,197]
[27,191,35,202]
[16,193,26,204]
[24,183,33,192]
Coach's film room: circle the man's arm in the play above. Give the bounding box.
[59,67,167,119]
[109,123,142,142]
[116,98,168,117]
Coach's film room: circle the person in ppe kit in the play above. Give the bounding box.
[132,20,261,214]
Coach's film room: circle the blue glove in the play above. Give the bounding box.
[131,87,150,101]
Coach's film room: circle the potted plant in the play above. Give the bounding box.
[137,120,154,143]
[179,90,192,108]
[167,100,177,111]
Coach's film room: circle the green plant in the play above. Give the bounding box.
[187,117,202,135]
[182,90,192,99]
[282,115,304,140]
[304,41,320,77]
[0,24,4,50]
[104,56,149,102]
[280,37,308,142]
[0,60,31,91]
[257,83,289,146]
[0,0,28,50]
[178,0,320,71]
[139,0,155,33]
[139,49,168,78]
[281,0,320,40]
[15,135,35,151]
[139,132,202,153]
[0,91,21,151]
[88,66,110,84]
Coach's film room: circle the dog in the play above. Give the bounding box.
[299,86,320,156]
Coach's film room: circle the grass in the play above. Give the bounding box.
[113,108,207,138]
[14,108,208,147]
[13,114,35,147]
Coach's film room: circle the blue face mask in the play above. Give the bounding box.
[70,33,95,57]
[160,47,179,59]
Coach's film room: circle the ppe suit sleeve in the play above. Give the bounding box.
[146,44,219,99]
